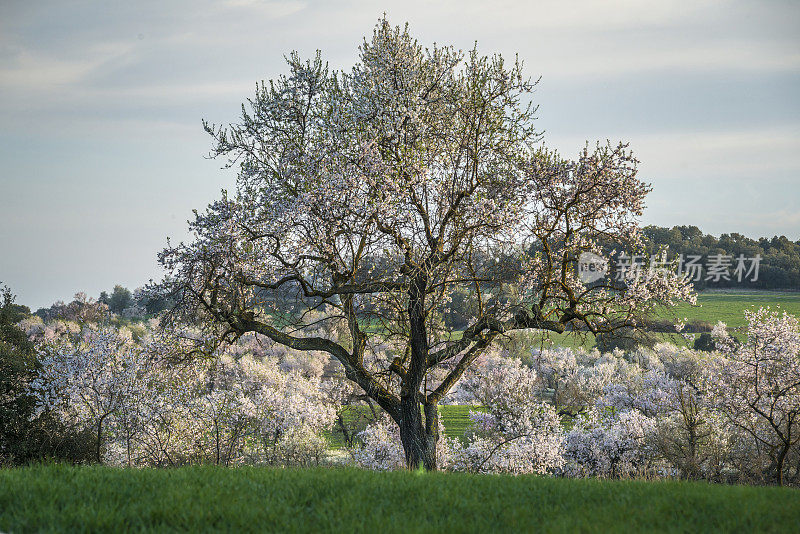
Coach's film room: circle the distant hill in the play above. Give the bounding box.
[641,225,800,290]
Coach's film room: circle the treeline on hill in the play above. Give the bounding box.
[21,227,800,350]
[28,227,799,327]
[641,225,800,290]
[33,285,171,324]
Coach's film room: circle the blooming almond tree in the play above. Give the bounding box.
[32,328,151,463]
[564,407,656,478]
[706,308,800,486]
[157,18,694,470]
[451,358,564,474]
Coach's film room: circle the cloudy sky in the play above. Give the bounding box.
[1,0,798,308]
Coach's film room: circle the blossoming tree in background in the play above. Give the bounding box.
[451,358,564,474]
[31,328,150,463]
[706,308,800,486]
[29,324,340,467]
[157,18,695,470]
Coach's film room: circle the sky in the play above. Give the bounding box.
[1,0,799,309]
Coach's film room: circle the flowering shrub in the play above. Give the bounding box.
[350,416,408,471]
[564,408,656,478]
[30,327,339,467]
[704,308,800,485]
[451,359,565,474]
[31,327,151,463]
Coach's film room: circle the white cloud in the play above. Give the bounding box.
[636,127,800,177]
[218,0,306,13]
[0,51,103,88]
[543,126,800,178]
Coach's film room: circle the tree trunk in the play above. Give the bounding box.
[337,413,352,447]
[399,274,437,470]
[423,402,440,470]
[214,418,221,466]
[776,443,789,487]
[397,397,438,470]
[96,418,103,464]
[686,423,699,479]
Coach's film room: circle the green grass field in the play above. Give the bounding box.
[670,290,800,328]
[1,465,797,533]
[325,405,479,448]
[536,290,800,350]
[438,405,475,441]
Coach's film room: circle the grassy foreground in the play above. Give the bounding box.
[1,465,798,533]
